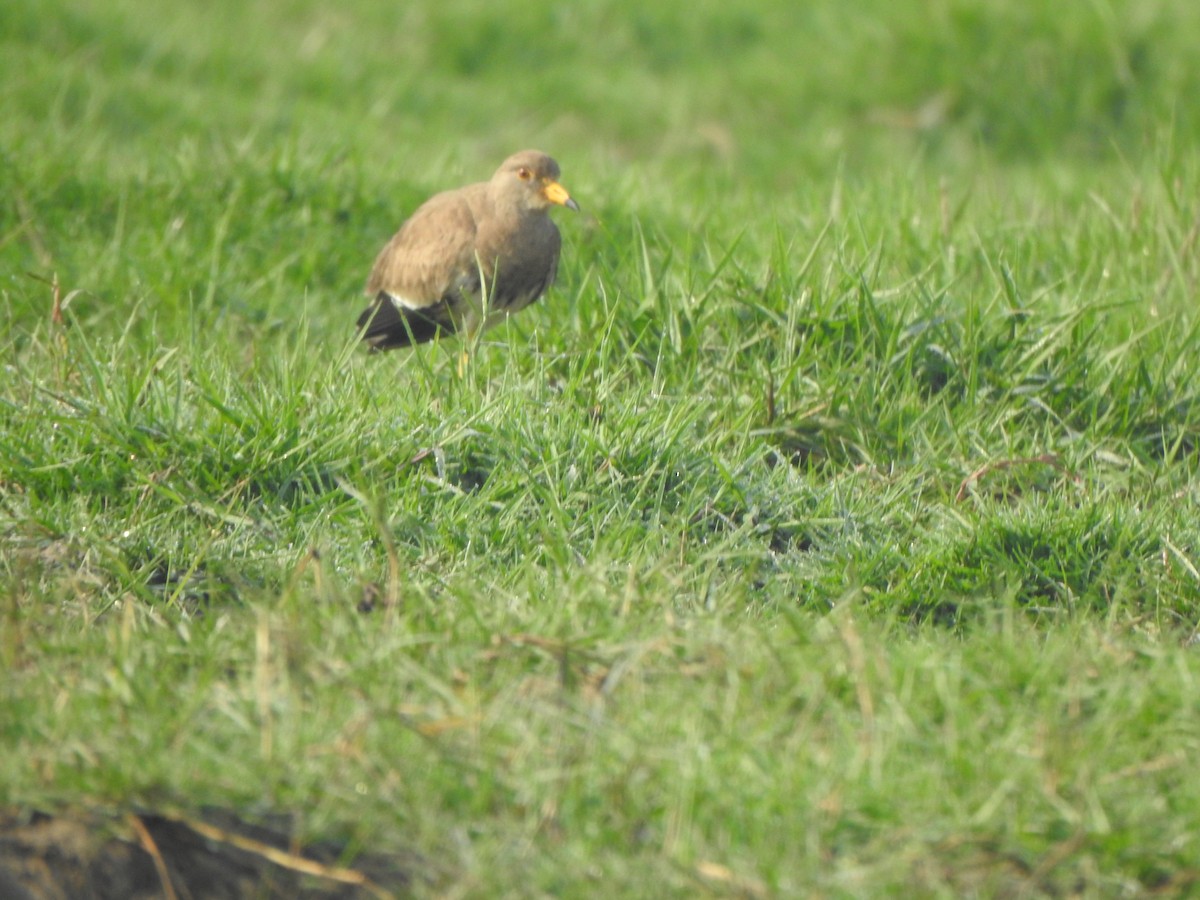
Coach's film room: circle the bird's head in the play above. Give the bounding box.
[495,150,580,214]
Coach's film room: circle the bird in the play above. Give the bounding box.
[356,150,579,364]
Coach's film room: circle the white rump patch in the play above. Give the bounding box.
[385,291,427,311]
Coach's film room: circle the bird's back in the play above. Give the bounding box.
[365,182,488,304]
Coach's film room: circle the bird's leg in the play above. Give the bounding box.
[457,262,491,379]
[457,320,480,378]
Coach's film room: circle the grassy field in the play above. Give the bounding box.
[4,0,1200,895]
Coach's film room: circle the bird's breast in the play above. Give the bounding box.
[477,215,561,312]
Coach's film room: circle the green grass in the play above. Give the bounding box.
[5,0,1200,895]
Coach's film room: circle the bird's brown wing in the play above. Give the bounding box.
[358,185,485,349]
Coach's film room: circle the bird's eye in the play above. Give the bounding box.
[516,167,533,181]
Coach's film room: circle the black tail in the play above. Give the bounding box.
[356,293,454,350]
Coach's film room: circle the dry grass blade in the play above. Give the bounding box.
[158,812,396,900]
[955,453,1081,502]
[127,813,180,900]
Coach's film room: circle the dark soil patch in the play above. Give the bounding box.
[0,807,416,899]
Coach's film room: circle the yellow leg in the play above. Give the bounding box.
[457,320,481,378]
